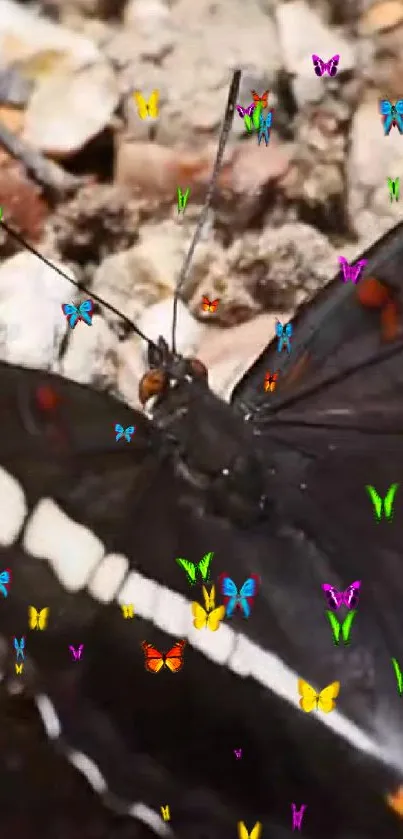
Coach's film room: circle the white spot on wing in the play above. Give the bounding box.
[87,553,129,603]
[23,498,105,591]
[68,750,108,794]
[128,803,172,836]
[117,570,159,620]
[0,467,27,545]
[35,693,61,739]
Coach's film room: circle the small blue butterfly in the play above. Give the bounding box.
[257,111,272,146]
[115,424,135,442]
[62,299,94,329]
[218,574,260,619]
[13,636,25,661]
[275,319,293,353]
[0,568,11,598]
[380,99,403,135]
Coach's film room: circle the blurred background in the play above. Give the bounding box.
[0,0,401,834]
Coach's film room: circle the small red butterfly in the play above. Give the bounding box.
[264,371,278,392]
[141,640,186,673]
[251,89,270,108]
[202,296,220,313]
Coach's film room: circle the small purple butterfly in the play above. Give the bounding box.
[236,103,255,118]
[69,644,84,660]
[338,257,367,284]
[321,581,361,611]
[312,54,340,77]
[234,749,242,759]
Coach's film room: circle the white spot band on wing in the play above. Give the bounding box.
[0,467,28,545]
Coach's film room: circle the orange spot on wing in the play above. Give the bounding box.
[387,786,403,818]
[356,277,399,341]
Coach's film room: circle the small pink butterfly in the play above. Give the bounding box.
[312,54,340,77]
[69,644,84,660]
[321,581,361,611]
[234,749,242,759]
[236,104,254,118]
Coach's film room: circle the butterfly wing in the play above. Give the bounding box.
[298,679,319,712]
[328,54,340,76]
[321,583,343,610]
[344,580,361,609]
[197,550,213,582]
[28,606,39,629]
[238,575,260,617]
[201,296,211,311]
[192,600,208,630]
[243,114,253,133]
[250,823,262,839]
[61,303,79,329]
[311,54,325,76]
[142,642,165,673]
[236,105,247,117]
[38,607,49,629]
[164,640,186,672]
[218,574,238,617]
[202,585,215,611]
[78,299,94,326]
[206,605,225,631]
[133,91,148,119]
[147,90,159,118]
[317,681,340,713]
[175,557,197,584]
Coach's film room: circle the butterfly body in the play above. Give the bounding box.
[298,679,340,713]
[321,580,361,610]
[141,640,186,673]
[115,424,135,442]
[311,54,340,76]
[133,90,159,120]
[380,99,403,135]
[62,300,93,329]
[218,573,260,618]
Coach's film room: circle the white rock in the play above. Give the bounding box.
[60,314,118,389]
[0,251,74,369]
[138,298,204,361]
[275,0,355,75]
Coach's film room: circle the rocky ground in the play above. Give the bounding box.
[0,0,402,833]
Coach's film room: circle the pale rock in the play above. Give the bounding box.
[0,0,101,76]
[0,251,73,369]
[24,61,119,157]
[138,297,205,361]
[60,314,118,389]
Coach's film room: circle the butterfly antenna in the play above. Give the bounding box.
[171,69,241,354]
[0,217,160,352]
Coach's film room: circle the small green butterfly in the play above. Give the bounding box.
[175,551,213,585]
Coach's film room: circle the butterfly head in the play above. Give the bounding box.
[138,338,268,526]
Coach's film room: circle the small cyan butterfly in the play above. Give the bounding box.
[115,424,135,442]
[62,299,93,329]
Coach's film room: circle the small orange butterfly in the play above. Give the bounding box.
[264,371,278,392]
[202,296,220,313]
[141,640,186,673]
[251,89,270,108]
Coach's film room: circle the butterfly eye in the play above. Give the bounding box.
[188,358,208,380]
[139,369,168,406]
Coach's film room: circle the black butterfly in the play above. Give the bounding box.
[0,69,403,839]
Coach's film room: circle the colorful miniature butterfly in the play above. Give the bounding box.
[238,821,262,839]
[115,424,135,442]
[234,748,242,759]
[191,585,226,631]
[322,580,361,610]
[236,103,255,119]
[13,636,25,661]
[251,89,270,108]
[380,99,403,135]
[141,640,186,673]
[15,663,23,674]
[0,568,11,598]
[133,90,159,119]
[62,300,93,329]
[264,371,278,392]
[160,805,170,821]
[201,296,220,313]
[218,573,260,618]
[338,257,368,284]
[28,606,49,630]
[176,551,213,584]
[69,644,84,660]
[298,679,340,713]
[257,111,272,146]
[311,54,340,77]
[275,319,293,353]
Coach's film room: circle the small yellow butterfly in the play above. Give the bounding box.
[28,606,49,630]
[133,90,159,119]
[238,822,262,839]
[121,603,134,618]
[160,805,170,821]
[298,678,340,713]
[15,663,23,674]
[191,585,225,632]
